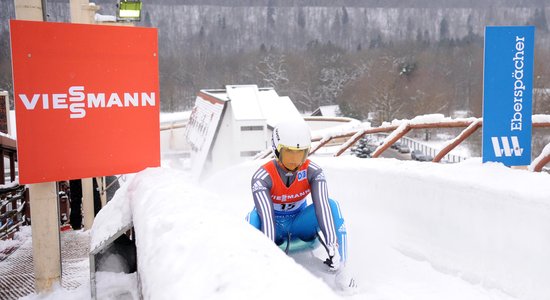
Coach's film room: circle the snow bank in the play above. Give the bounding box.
[91,184,133,251]
[315,157,550,300]
[119,167,339,299]
[20,272,138,300]
[87,156,550,300]
[204,156,550,300]
[0,226,31,260]
[532,114,550,124]
[204,157,550,300]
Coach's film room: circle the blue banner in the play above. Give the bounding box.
[482,26,535,166]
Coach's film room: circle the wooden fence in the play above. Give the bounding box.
[0,185,29,240]
[256,115,550,172]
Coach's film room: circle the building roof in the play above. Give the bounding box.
[202,85,302,126]
[311,105,340,117]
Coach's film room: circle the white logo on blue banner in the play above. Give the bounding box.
[482,26,534,166]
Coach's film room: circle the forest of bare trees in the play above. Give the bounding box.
[2,0,550,122]
[162,35,550,121]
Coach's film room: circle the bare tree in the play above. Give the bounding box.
[339,51,406,123]
[318,53,354,104]
[534,48,550,115]
[0,30,13,106]
[256,53,289,90]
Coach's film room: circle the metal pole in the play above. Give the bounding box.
[41,0,47,21]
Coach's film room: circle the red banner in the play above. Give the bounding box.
[10,20,160,184]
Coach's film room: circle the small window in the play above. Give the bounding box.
[117,0,142,22]
[241,125,263,131]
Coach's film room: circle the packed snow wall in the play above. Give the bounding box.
[92,156,550,299]
[316,157,550,300]
[91,168,341,299]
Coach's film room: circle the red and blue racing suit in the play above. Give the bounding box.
[247,159,347,262]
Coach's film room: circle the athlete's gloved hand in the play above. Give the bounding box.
[324,244,341,271]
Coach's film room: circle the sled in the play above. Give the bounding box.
[278,236,320,254]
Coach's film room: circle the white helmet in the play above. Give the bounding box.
[271,119,311,159]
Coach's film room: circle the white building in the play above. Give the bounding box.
[185,85,302,178]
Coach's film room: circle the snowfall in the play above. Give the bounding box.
[6,144,548,300]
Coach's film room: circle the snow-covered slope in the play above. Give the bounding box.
[127,168,339,300]
[81,156,550,299]
[203,156,550,300]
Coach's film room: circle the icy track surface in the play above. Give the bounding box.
[30,156,550,299]
[199,157,550,300]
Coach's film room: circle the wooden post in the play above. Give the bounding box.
[69,0,100,230]
[81,178,95,230]
[70,0,99,24]
[98,177,107,207]
[69,0,83,23]
[69,0,101,230]
[29,182,61,293]
[9,153,15,182]
[14,0,44,21]
[14,0,63,294]
[0,149,4,185]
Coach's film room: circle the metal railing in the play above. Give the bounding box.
[255,114,550,172]
[397,136,466,163]
[0,185,29,240]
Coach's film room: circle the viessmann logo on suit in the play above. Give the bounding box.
[482,26,534,166]
[18,86,156,119]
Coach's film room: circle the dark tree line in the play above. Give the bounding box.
[162,34,550,120]
[1,0,550,121]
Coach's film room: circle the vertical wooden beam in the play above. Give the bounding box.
[81,178,95,230]
[14,1,63,294]
[9,152,15,182]
[14,0,44,21]
[24,188,31,222]
[0,149,4,185]
[97,177,107,207]
[29,182,61,293]
[70,0,99,24]
[68,0,98,230]
[70,0,89,24]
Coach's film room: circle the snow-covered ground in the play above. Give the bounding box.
[201,156,550,300]
[0,226,31,260]
[18,154,550,300]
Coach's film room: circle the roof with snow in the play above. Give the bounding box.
[311,105,340,117]
[201,85,302,127]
